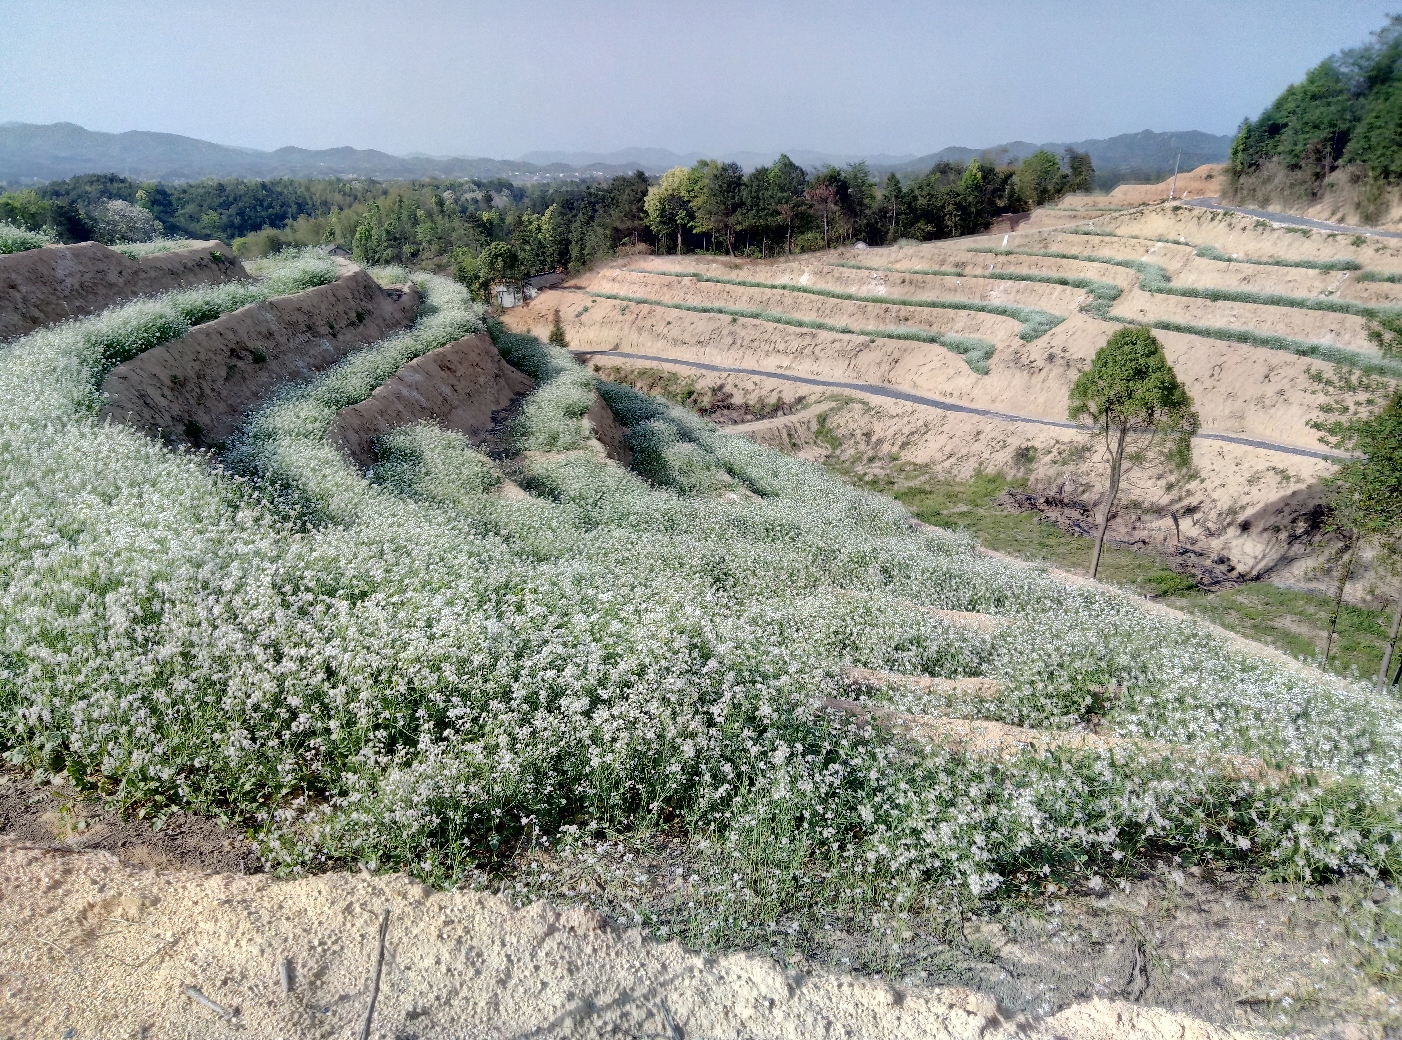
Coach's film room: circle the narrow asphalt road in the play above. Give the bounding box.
[1184,197,1402,240]
[578,349,1345,462]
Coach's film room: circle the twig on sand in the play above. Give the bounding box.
[358,907,391,1040]
[36,937,70,958]
[183,985,233,1019]
[279,956,292,995]
[659,1001,681,1040]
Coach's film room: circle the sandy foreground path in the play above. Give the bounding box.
[0,841,1276,1040]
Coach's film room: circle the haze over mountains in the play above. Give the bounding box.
[0,122,1232,188]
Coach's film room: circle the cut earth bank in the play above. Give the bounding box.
[3,824,1388,1040]
[0,240,247,342]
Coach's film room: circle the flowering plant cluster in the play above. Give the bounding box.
[1,264,1400,948]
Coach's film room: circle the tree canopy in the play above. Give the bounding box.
[1231,15,1402,181]
[1069,327,1199,578]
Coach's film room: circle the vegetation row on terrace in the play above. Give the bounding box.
[2,252,1401,948]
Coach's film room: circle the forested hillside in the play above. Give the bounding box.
[0,148,1094,297]
[1229,15,1402,223]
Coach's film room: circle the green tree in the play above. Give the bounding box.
[449,246,483,299]
[881,173,906,242]
[1069,328,1199,579]
[548,308,568,349]
[1016,150,1069,207]
[689,160,745,255]
[644,166,695,255]
[805,181,839,250]
[1064,149,1094,193]
[477,241,522,305]
[769,155,808,254]
[1318,392,1402,675]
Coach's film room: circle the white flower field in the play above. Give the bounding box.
[2,251,1400,953]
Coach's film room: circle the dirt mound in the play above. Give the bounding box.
[0,240,246,342]
[585,390,633,465]
[328,332,533,469]
[100,268,418,448]
[0,841,1275,1040]
[1108,164,1227,204]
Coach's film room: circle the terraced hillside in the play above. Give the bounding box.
[512,200,1402,599]
[3,241,1402,1037]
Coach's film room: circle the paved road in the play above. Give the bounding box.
[579,349,1345,462]
[1184,197,1402,240]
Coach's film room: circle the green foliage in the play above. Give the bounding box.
[1368,314,1402,357]
[548,308,568,349]
[1194,243,1362,271]
[1017,150,1069,207]
[1070,327,1199,469]
[0,220,52,253]
[1232,16,1402,183]
[1360,270,1402,283]
[1064,148,1094,194]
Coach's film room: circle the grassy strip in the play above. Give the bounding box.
[832,260,1123,305]
[0,221,53,254]
[1360,270,1402,284]
[973,246,1402,321]
[1194,244,1361,271]
[1062,229,1367,272]
[112,240,206,258]
[640,268,1064,341]
[586,289,997,373]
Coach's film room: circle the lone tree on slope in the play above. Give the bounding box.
[1318,390,1402,677]
[1069,327,1199,580]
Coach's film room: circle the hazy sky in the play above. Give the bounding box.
[2,0,1393,158]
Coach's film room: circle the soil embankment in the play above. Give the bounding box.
[0,240,246,342]
[328,332,534,468]
[100,266,418,447]
[0,839,1282,1040]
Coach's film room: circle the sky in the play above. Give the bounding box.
[1,0,1394,159]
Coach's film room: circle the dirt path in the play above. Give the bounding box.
[1185,198,1402,240]
[577,349,1344,462]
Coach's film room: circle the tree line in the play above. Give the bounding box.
[0,148,1092,300]
[1230,16,1402,188]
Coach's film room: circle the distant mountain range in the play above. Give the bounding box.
[0,123,1232,187]
[524,131,1233,182]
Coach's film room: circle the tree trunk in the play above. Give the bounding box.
[822,211,829,250]
[1324,531,1361,661]
[677,228,682,255]
[786,219,792,255]
[1377,586,1402,692]
[1089,422,1128,580]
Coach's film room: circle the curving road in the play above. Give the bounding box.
[577,349,1346,462]
[1184,197,1402,240]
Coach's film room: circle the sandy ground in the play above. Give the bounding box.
[0,837,1331,1040]
[0,241,246,343]
[330,332,534,468]
[1107,165,1229,205]
[100,265,418,447]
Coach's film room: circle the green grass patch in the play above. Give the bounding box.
[1194,244,1361,271]
[844,465,1399,678]
[1360,271,1402,284]
[832,260,1123,307]
[585,289,997,373]
[641,269,1065,341]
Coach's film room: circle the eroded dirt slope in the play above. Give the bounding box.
[329,332,533,468]
[100,266,418,447]
[0,240,246,342]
